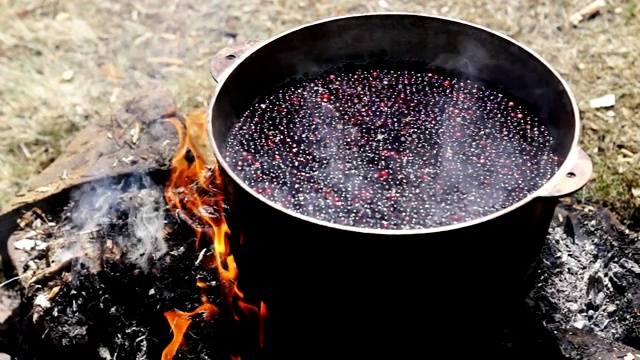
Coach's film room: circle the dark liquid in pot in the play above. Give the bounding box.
[223,64,561,229]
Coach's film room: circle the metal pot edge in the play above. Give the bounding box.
[206,12,591,235]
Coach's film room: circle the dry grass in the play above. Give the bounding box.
[0,0,638,226]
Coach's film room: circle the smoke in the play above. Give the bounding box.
[433,38,492,80]
[69,178,119,230]
[53,174,167,274]
[123,177,167,271]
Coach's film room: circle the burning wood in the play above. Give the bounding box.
[1,83,640,360]
[162,279,219,359]
[5,170,257,358]
[161,110,266,359]
[0,88,263,359]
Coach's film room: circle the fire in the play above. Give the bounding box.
[163,280,218,359]
[162,110,267,359]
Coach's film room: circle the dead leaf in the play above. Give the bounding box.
[99,63,122,84]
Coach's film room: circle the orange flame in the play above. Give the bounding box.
[162,110,267,359]
[162,280,218,360]
[259,301,268,348]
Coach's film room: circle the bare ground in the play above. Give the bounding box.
[0,0,638,225]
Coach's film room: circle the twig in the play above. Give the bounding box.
[569,0,606,26]
[78,227,100,235]
[175,208,203,231]
[27,258,74,285]
[147,57,184,66]
[195,248,208,266]
[0,273,30,289]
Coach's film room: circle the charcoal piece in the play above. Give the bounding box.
[620,259,640,274]
[557,329,640,360]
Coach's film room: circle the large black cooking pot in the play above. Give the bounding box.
[207,13,592,358]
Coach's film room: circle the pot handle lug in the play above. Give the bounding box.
[210,40,262,83]
[539,147,593,198]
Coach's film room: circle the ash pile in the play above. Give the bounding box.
[5,174,246,360]
[1,86,640,359]
[0,87,253,359]
[530,202,640,359]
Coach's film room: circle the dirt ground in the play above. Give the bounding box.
[0,0,639,225]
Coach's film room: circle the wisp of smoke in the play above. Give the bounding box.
[124,175,167,272]
[55,174,167,274]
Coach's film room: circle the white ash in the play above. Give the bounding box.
[32,293,52,322]
[531,208,640,345]
[98,345,112,360]
[13,239,47,251]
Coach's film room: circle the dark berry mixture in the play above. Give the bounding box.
[224,66,560,229]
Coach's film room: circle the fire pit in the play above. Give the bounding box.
[11,12,635,360]
[206,13,592,356]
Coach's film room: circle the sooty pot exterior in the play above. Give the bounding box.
[207,13,592,357]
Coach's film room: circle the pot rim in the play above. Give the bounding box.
[207,12,583,235]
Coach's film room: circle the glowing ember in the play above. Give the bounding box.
[162,110,267,359]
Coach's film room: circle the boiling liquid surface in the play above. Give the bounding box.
[224,66,560,229]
